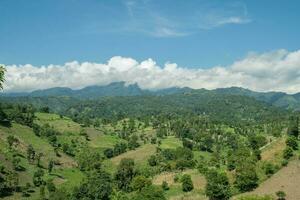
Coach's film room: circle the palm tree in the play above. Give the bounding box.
[0,64,5,89]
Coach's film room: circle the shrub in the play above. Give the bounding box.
[162,181,169,191]
[283,147,293,160]
[181,174,193,192]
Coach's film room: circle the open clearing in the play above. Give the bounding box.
[153,169,206,190]
[110,144,156,166]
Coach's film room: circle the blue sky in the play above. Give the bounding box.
[1,0,300,67]
[2,0,300,93]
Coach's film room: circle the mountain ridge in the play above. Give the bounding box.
[1,82,300,110]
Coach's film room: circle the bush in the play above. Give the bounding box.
[276,191,286,200]
[104,148,114,158]
[283,147,293,160]
[181,174,193,192]
[148,155,158,166]
[264,162,275,177]
[162,181,169,191]
[173,174,180,183]
[131,176,151,191]
[205,169,231,200]
[286,136,298,150]
[281,159,288,167]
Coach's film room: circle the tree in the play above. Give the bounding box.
[7,135,19,150]
[113,142,127,156]
[283,147,293,160]
[287,116,299,138]
[148,155,158,166]
[33,169,44,186]
[128,135,140,150]
[36,152,44,167]
[72,169,112,200]
[182,138,193,150]
[104,148,114,158]
[12,157,21,171]
[205,169,231,200]
[114,158,135,192]
[133,186,166,200]
[235,158,258,192]
[276,191,286,200]
[76,147,101,171]
[40,185,46,200]
[48,160,54,174]
[286,136,298,150]
[131,175,151,191]
[46,179,56,193]
[27,145,35,163]
[181,174,193,192]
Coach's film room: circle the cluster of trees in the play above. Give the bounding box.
[47,157,166,200]
[0,165,19,197]
[148,147,195,172]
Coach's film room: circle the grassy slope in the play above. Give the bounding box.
[238,159,300,200]
[1,113,295,200]
[0,122,84,199]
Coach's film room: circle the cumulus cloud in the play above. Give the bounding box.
[3,49,300,94]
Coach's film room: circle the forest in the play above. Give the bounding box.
[0,67,300,200]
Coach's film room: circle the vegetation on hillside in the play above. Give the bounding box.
[0,69,299,200]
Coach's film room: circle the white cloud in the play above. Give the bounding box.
[3,49,300,94]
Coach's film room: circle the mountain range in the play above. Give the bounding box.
[1,81,300,111]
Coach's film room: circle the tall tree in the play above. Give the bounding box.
[114,158,135,192]
[205,169,231,200]
[235,158,258,192]
[72,169,112,200]
[181,174,194,192]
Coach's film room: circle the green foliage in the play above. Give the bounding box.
[161,181,169,191]
[33,169,45,186]
[249,134,267,150]
[128,135,140,150]
[287,116,299,138]
[48,160,54,173]
[72,169,112,200]
[181,174,194,192]
[133,185,166,200]
[7,135,19,149]
[131,175,151,191]
[283,146,294,160]
[113,142,128,156]
[0,166,18,197]
[76,147,102,171]
[205,169,231,200]
[286,136,298,150]
[46,179,56,193]
[276,191,286,200]
[27,144,36,163]
[104,148,114,158]
[114,158,135,192]
[148,155,158,166]
[235,158,258,192]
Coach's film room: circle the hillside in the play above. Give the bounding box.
[0,98,298,200]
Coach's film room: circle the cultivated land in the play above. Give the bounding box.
[0,93,299,200]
